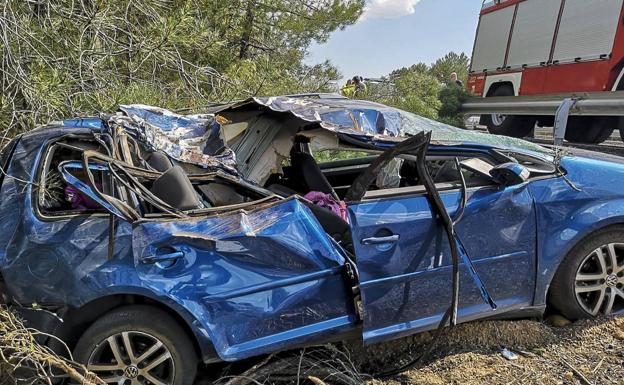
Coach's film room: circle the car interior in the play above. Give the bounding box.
[40,138,268,218]
[264,135,498,201]
[42,130,550,254]
[39,139,112,215]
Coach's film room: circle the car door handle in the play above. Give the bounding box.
[361,235,400,245]
[141,251,185,265]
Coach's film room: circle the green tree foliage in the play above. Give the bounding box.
[360,51,470,126]
[438,84,470,127]
[429,52,470,85]
[0,0,363,136]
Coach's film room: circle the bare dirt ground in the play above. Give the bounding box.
[355,317,624,385]
[205,317,623,385]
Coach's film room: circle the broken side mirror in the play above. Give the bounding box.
[59,161,138,221]
[490,162,530,186]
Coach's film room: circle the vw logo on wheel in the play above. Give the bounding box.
[123,365,139,379]
[606,274,619,287]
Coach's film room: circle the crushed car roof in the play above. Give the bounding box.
[50,95,550,173]
[218,96,550,152]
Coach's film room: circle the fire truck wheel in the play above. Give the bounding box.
[484,114,536,138]
[565,117,614,144]
[483,86,536,138]
[618,118,624,142]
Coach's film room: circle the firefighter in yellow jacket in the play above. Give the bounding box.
[341,79,356,97]
[341,76,367,98]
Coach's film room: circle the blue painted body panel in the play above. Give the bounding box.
[530,153,624,305]
[131,198,355,360]
[63,118,105,130]
[2,123,624,363]
[0,129,217,361]
[349,183,537,343]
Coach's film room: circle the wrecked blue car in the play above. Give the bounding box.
[0,95,623,385]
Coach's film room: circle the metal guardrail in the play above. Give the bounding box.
[462,91,624,116]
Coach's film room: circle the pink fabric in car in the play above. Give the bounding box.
[304,191,349,222]
[64,184,102,211]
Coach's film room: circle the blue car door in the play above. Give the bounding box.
[349,180,537,344]
[131,198,357,361]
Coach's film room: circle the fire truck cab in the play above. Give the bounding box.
[468,0,624,143]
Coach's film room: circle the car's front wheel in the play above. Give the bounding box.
[73,305,198,385]
[549,228,624,320]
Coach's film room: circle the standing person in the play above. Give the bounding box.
[341,79,356,97]
[450,72,464,88]
[352,76,367,97]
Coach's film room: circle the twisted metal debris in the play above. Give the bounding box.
[0,306,103,385]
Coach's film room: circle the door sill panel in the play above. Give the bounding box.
[363,300,533,345]
[221,315,357,361]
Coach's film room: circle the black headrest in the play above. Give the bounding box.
[198,183,246,207]
[291,136,311,157]
[146,151,173,172]
[150,166,202,211]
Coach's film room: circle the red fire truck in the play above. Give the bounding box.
[466,0,624,143]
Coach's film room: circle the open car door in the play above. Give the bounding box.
[60,162,358,361]
[345,134,536,344]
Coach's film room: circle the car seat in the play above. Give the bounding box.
[289,138,337,199]
[197,183,247,207]
[150,166,202,211]
[146,151,174,172]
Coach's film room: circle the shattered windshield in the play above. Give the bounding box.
[250,96,551,155]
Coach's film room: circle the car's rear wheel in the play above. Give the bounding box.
[548,228,624,320]
[73,306,198,385]
[483,86,537,138]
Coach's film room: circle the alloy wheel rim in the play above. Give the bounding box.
[575,243,624,316]
[87,331,175,385]
[491,113,507,126]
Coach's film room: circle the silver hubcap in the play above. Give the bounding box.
[87,331,175,385]
[491,113,507,126]
[575,243,624,316]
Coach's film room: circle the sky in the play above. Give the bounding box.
[307,0,483,80]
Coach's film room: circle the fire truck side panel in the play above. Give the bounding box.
[471,0,624,97]
[506,0,560,70]
[521,62,613,95]
[552,0,623,65]
[608,7,624,91]
[470,6,516,73]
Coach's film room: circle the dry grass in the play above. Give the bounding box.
[215,317,624,385]
[1,303,622,385]
[0,306,103,385]
[359,317,624,385]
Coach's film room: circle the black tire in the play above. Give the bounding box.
[73,305,198,385]
[548,227,624,320]
[483,86,537,138]
[565,116,614,144]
